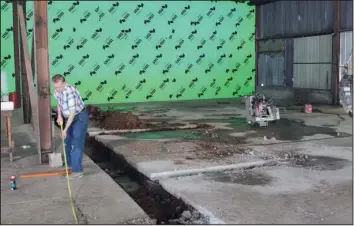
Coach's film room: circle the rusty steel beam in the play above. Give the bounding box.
[332,0,341,105]
[12,1,21,108]
[34,1,52,160]
[33,1,52,161]
[18,4,42,164]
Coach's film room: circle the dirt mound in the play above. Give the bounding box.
[87,105,145,130]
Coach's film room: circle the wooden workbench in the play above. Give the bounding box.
[1,110,15,162]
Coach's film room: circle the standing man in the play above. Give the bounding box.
[52,74,88,179]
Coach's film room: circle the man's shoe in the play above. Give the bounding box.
[65,172,84,179]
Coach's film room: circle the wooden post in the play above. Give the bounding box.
[18,4,42,164]
[12,0,21,107]
[34,1,52,161]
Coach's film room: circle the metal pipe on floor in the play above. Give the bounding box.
[34,1,52,161]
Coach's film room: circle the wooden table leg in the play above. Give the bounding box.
[4,116,8,137]
[6,116,12,145]
[6,116,14,162]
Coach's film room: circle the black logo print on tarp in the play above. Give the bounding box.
[246,9,255,19]
[235,16,243,27]
[136,79,146,90]
[115,64,126,75]
[205,63,214,74]
[74,81,81,87]
[91,28,103,40]
[209,30,217,41]
[159,78,170,90]
[63,38,74,50]
[237,39,245,50]
[188,29,197,40]
[89,63,101,76]
[132,38,142,50]
[158,4,168,15]
[197,39,206,50]
[53,10,64,23]
[1,55,11,68]
[145,28,156,40]
[207,6,216,17]
[68,1,80,13]
[168,14,177,25]
[103,38,113,50]
[109,2,119,14]
[180,5,190,16]
[120,12,130,24]
[134,3,144,15]
[232,85,241,96]
[198,86,207,97]
[104,54,115,66]
[146,88,156,99]
[175,39,184,50]
[94,6,106,21]
[144,13,154,24]
[52,28,64,40]
[82,90,92,102]
[51,54,63,67]
[129,54,139,65]
[188,78,198,88]
[96,80,107,92]
[63,64,75,76]
[152,54,162,65]
[77,38,88,50]
[2,26,13,40]
[176,87,185,99]
[215,16,224,26]
[156,38,166,50]
[216,39,226,50]
[80,10,91,23]
[228,8,236,18]
[196,53,205,65]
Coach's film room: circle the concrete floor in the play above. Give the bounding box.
[1,109,151,224]
[89,100,353,224]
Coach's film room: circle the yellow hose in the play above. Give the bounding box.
[60,122,79,224]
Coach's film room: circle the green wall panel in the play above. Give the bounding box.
[1,1,255,105]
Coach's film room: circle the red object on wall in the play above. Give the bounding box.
[9,92,20,108]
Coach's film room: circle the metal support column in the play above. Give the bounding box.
[332,0,341,105]
[12,0,21,108]
[34,1,52,162]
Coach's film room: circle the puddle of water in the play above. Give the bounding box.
[285,155,351,171]
[124,130,201,140]
[188,118,351,141]
[205,171,273,186]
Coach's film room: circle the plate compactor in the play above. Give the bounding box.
[246,92,280,127]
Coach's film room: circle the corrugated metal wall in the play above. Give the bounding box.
[258,1,333,39]
[340,31,353,80]
[293,35,332,90]
[258,54,285,87]
[341,0,353,31]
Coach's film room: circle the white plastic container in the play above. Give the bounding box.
[1,101,14,111]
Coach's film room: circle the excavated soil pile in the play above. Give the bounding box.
[87,105,145,130]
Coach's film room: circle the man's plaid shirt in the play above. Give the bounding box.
[54,85,85,118]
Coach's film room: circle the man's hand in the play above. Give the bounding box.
[57,116,63,127]
[61,128,67,139]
